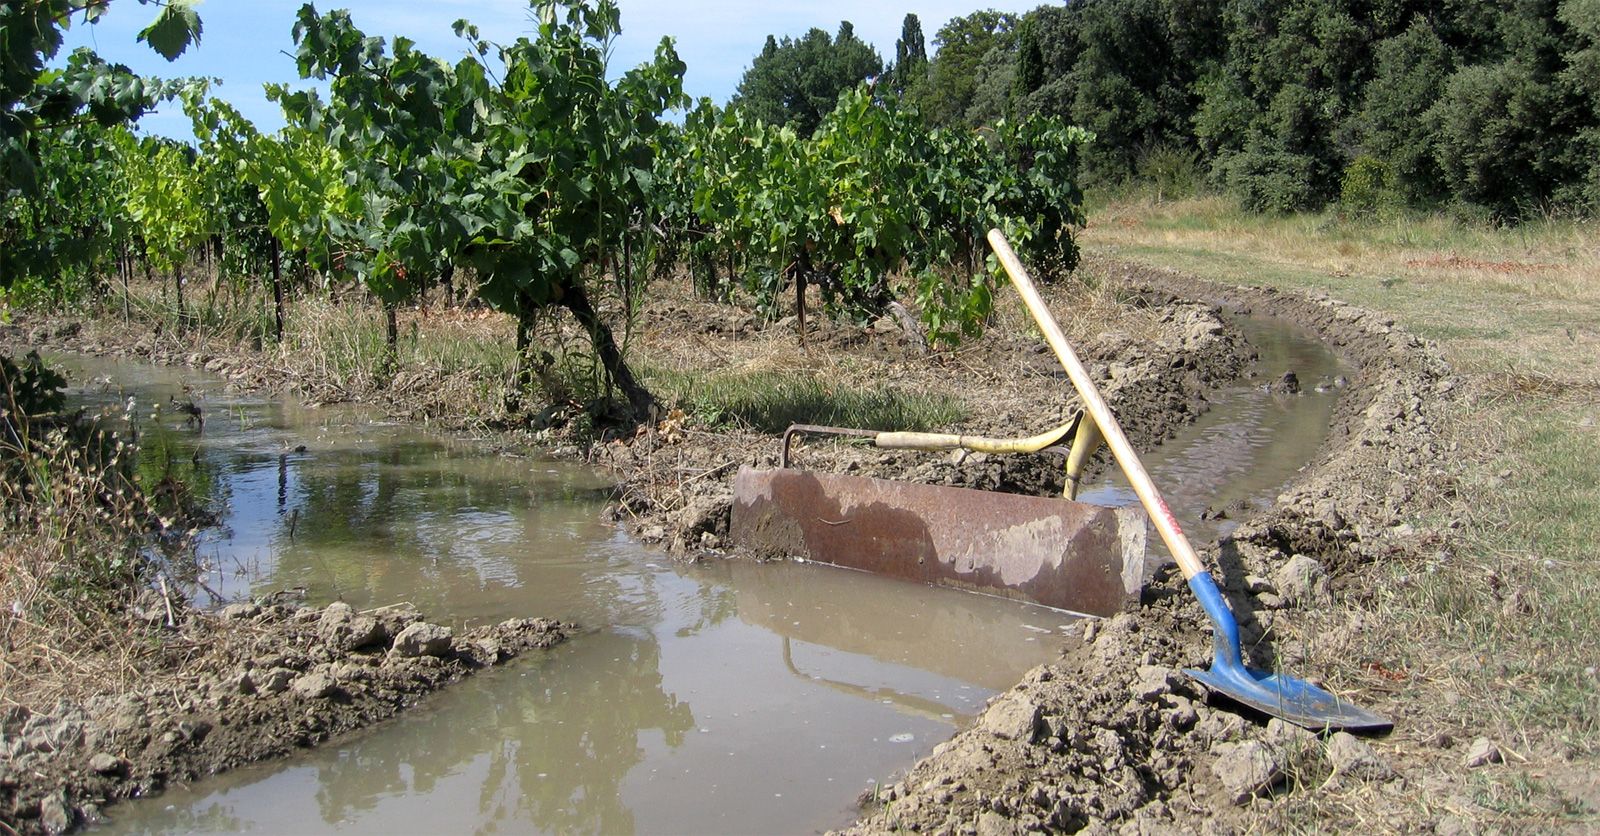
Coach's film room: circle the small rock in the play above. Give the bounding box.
[1326,732,1393,780]
[321,601,355,623]
[1244,575,1275,595]
[176,719,212,743]
[391,622,454,658]
[1264,718,1316,747]
[219,602,261,620]
[1271,372,1301,394]
[980,694,1041,742]
[1255,592,1286,609]
[1164,696,1198,730]
[1211,740,1282,802]
[89,752,125,775]
[1463,737,1503,768]
[259,667,296,695]
[226,670,257,695]
[1132,665,1177,702]
[976,811,1017,836]
[1273,554,1330,607]
[1312,498,1347,531]
[41,790,72,835]
[291,671,341,699]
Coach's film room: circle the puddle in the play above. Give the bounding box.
[50,355,1064,835]
[50,310,1345,835]
[1076,313,1348,554]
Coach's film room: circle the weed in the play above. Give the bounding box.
[0,354,205,709]
[644,365,964,434]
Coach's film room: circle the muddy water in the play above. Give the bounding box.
[56,313,1343,835]
[51,356,1072,835]
[1077,314,1349,552]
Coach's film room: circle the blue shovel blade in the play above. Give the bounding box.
[1183,663,1393,733]
[1185,571,1392,733]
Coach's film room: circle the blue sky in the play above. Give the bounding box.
[60,1,1046,139]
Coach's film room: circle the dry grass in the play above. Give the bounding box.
[0,399,181,712]
[629,266,1158,436]
[1084,195,1600,384]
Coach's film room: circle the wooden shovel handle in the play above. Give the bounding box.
[986,229,1207,582]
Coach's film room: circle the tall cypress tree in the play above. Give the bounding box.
[892,13,929,94]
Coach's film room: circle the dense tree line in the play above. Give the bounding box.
[737,1,1600,220]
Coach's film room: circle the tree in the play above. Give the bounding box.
[732,23,882,134]
[286,0,685,417]
[1,0,201,196]
[1194,0,1389,211]
[2,0,202,289]
[1561,0,1600,206]
[111,129,211,329]
[888,13,928,95]
[1360,20,1457,204]
[909,10,1017,126]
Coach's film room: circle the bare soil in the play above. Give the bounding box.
[0,593,566,834]
[838,259,1474,834]
[600,272,1250,554]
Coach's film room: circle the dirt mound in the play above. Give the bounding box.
[603,282,1251,555]
[839,259,1461,834]
[0,602,567,835]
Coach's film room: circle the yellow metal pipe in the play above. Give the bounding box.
[872,417,1077,455]
[1063,415,1103,500]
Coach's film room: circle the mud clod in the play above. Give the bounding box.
[1212,740,1284,802]
[86,754,124,776]
[1273,554,1330,607]
[390,622,454,658]
[290,671,342,700]
[40,790,71,835]
[1326,732,1393,781]
[979,694,1041,742]
[0,602,567,834]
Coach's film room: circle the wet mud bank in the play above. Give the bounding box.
[603,288,1253,555]
[840,258,1459,834]
[0,600,566,834]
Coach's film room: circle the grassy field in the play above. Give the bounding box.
[1083,195,1600,826]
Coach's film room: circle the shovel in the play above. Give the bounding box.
[987,229,1391,733]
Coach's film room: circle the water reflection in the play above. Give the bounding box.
[1078,314,1348,547]
[56,354,1063,834]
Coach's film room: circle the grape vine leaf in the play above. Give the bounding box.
[137,0,203,61]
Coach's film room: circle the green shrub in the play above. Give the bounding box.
[1340,155,1405,220]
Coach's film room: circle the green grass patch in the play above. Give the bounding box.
[643,365,965,434]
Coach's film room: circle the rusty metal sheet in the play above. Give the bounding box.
[729,467,1147,617]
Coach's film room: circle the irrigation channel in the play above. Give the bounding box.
[58,313,1343,834]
